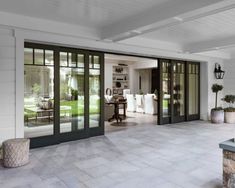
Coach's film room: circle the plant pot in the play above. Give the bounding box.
[211,109,224,123]
[225,112,235,124]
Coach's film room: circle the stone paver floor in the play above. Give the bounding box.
[1,119,234,188]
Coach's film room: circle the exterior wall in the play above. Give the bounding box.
[0,23,226,144]
[0,28,16,143]
[224,59,235,96]
[206,60,224,120]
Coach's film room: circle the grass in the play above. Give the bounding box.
[24,99,100,120]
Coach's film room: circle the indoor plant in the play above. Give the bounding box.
[222,95,235,123]
[211,84,224,123]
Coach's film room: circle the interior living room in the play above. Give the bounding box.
[2,0,235,188]
[104,54,159,131]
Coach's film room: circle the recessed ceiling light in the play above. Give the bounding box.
[173,17,183,22]
[215,47,220,50]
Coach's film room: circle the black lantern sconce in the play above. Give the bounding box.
[214,63,225,79]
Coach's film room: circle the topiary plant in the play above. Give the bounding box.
[222,95,235,112]
[211,84,223,110]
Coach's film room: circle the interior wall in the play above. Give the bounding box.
[104,59,114,93]
[137,69,152,94]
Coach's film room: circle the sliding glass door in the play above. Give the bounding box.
[159,59,171,124]
[158,59,200,125]
[24,43,104,148]
[24,46,58,146]
[186,62,200,120]
[59,51,85,134]
[172,61,185,123]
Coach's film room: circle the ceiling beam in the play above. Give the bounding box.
[101,0,222,41]
[184,36,235,53]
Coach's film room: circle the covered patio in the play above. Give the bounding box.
[1,118,231,187]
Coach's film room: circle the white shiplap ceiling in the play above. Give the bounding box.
[1,0,235,58]
[0,0,168,28]
[143,7,235,45]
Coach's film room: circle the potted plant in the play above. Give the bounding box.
[222,95,235,123]
[211,84,224,123]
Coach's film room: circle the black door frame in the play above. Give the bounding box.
[186,61,200,121]
[24,42,200,147]
[158,59,200,125]
[24,43,104,148]
[171,60,186,123]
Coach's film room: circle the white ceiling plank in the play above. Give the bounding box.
[184,36,235,53]
[101,0,222,40]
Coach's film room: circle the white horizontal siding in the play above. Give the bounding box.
[0,128,15,144]
[0,28,14,36]
[0,59,15,70]
[0,36,15,46]
[0,46,15,59]
[224,61,235,97]
[0,116,15,128]
[0,27,16,144]
[0,103,15,116]
[0,70,15,83]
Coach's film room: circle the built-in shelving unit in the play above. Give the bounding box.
[112,65,129,95]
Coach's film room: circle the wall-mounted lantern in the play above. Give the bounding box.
[214,63,225,79]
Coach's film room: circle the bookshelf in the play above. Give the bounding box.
[112,65,129,95]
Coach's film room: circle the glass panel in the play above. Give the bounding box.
[89,55,93,68]
[68,53,77,67]
[45,50,54,66]
[34,49,44,65]
[189,64,199,115]
[24,65,54,138]
[162,61,171,118]
[93,56,100,69]
[77,54,84,67]
[173,62,185,116]
[60,52,68,66]
[60,67,84,133]
[24,48,33,65]
[192,64,195,74]
[89,55,100,128]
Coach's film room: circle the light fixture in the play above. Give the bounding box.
[214,63,225,79]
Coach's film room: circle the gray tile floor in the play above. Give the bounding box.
[1,114,234,188]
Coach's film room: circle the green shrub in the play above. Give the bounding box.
[222,95,235,111]
[224,107,235,112]
[222,95,235,104]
